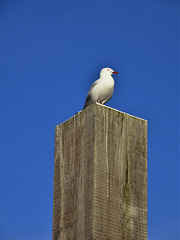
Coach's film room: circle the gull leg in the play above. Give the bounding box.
[97,99,105,105]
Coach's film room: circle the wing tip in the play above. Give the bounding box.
[82,95,93,110]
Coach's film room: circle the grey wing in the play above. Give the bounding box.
[83,80,98,110]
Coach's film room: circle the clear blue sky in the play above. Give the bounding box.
[0,0,179,239]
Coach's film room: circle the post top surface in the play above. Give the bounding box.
[56,103,147,127]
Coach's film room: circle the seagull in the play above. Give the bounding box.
[83,67,118,109]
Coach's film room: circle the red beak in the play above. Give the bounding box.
[112,71,118,74]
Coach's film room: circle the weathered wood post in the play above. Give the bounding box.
[53,103,147,240]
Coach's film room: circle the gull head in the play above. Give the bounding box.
[100,67,118,77]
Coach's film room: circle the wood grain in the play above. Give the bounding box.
[53,103,147,240]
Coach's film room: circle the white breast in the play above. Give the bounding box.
[91,76,114,102]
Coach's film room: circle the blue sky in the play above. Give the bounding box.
[0,0,179,239]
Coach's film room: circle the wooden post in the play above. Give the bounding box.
[53,103,147,240]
